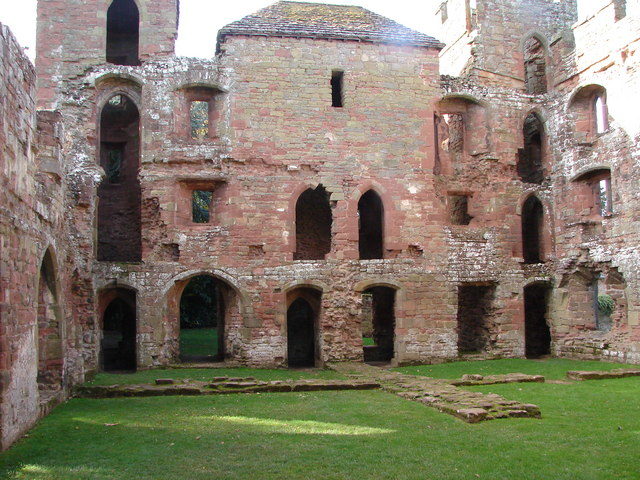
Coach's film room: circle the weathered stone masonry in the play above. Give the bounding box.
[0,0,639,450]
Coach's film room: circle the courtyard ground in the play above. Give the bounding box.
[0,359,638,480]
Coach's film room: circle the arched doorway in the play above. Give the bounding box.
[36,249,63,395]
[362,286,396,363]
[179,275,226,362]
[522,196,544,264]
[106,0,140,66]
[98,93,142,262]
[287,288,320,368]
[100,288,137,372]
[358,190,384,260]
[294,185,332,260]
[524,283,551,358]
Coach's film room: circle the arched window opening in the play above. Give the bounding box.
[522,196,544,264]
[457,284,497,354]
[358,190,384,260]
[574,169,613,218]
[524,284,551,358]
[98,94,142,262]
[179,275,228,362]
[434,96,490,174]
[362,287,396,363]
[569,85,607,142]
[106,0,140,66]
[101,289,136,372]
[294,185,332,260]
[36,250,63,396]
[517,113,544,184]
[523,36,547,94]
[287,289,320,368]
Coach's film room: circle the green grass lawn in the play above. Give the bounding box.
[179,328,218,357]
[395,358,631,380]
[87,367,344,386]
[2,373,640,480]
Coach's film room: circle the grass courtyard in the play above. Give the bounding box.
[1,359,639,480]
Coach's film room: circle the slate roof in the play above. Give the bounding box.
[217,1,444,50]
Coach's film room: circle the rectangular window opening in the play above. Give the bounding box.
[190,101,210,139]
[614,0,627,21]
[597,178,613,216]
[440,1,449,23]
[449,194,472,225]
[192,190,213,223]
[331,70,344,108]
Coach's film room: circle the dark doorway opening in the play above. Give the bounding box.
[98,94,142,262]
[522,196,544,264]
[294,185,332,260]
[101,290,137,372]
[37,250,63,395]
[358,190,384,260]
[362,287,396,363]
[179,275,226,362]
[457,284,497,354]
[517,113,544,184]
[524,284,551,358]
[287,289,319,368]
[106,0,140,66]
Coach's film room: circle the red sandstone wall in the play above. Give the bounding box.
[0,24,74,450]
[546,1,640,362]
[35,0,178,109]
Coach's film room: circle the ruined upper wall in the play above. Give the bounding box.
[435,0,577,84]
[0,24,37,198]
[36,0,179,108]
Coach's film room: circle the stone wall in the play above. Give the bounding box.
[546,0,640,363]
[0,24,77,449]
[0,0,639,451]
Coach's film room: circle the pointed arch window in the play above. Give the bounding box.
[106,0,140,66]
[358,190,384,260]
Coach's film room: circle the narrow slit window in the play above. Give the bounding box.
[594,96,607,134]
[331,70,344,108]
[440,1,449,23]
[190,101,210,139]
[614,0,627,20]
[597,177,613,216]
[192,190,213,223]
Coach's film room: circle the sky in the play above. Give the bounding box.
[0,0,442,62]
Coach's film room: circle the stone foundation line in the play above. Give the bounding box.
[328,363,542,423]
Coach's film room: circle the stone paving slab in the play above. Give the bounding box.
[566,369,640,381]
[450,373,545,386]
[327,362,541,423]
[74,378,380,399]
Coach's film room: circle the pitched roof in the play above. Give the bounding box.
[217,1,444,50]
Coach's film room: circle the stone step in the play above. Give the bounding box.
[566,369,640,381]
